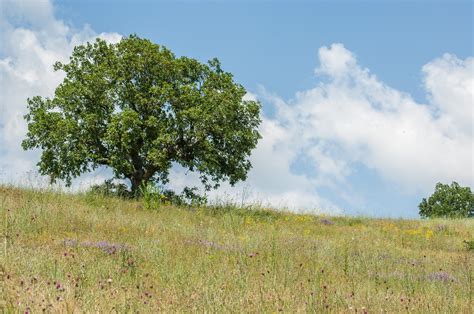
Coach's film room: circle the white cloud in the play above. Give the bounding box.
[317,43,356,77]
[422,53,474,137]
[276,44,473,196]
[0,0,121,185]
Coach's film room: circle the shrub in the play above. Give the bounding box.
[180,187,208,207]
[464,240,474,251]
[89,179,131,198]
[160,187,208,208]
[89,179,207,209]
[140,183,207,210]
[419,182,473,218]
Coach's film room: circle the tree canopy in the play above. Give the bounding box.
[419,182,473,218]
[22,35,261,194]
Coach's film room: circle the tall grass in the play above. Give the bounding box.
[0,185,472,312]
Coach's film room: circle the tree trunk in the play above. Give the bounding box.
[129,166,157,197]
[130,172,144,197]
[130,178,141,196]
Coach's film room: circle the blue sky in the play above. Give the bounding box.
[1,0,473,217]
[54,1,473,102]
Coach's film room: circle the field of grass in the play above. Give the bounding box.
[1,185,473,312]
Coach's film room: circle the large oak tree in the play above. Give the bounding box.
[22,35,261,194]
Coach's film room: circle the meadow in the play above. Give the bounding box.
[1,185,472,312]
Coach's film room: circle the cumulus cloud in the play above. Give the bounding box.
[269,44,473,197]
[0,0,121,184]
[422,54,474,137]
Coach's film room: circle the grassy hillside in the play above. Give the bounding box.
[1,186,472,312]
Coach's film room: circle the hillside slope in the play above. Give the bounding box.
[1,186,472,312]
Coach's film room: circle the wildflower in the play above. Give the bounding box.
[425,230,434,239]
[435,224,447,232]
[406,229,422,236]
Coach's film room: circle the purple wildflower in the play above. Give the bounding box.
[427,271,458,283]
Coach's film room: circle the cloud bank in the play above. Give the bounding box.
[293,44,473,193]
[0,0,472,215]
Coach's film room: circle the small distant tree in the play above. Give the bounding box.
[419,182,473,218]
[22,35,261,195]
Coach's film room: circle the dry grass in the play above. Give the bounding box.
[0,185,473,312]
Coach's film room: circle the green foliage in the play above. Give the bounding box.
[158,187,207,207]
[138,182,207,210]
[179,186,208,207]
[419,182,474,218]
[463,240,474,251]
[87,179,207,209]
[89,179,131,198]
[22,35,261,194]
[139,182,162,210]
